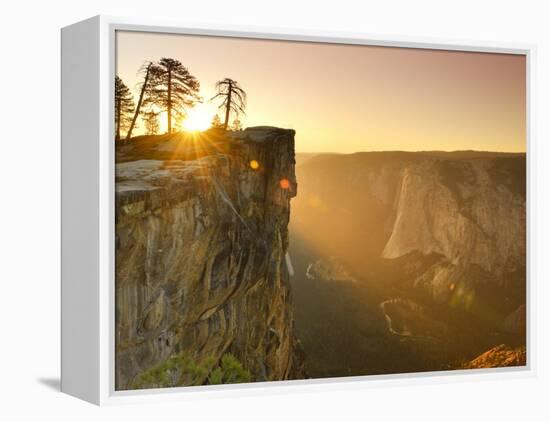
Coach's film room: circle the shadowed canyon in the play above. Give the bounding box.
[290,150,526,377]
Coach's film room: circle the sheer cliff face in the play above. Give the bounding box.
[382,159,526,276]
[293,152,526,307]
[381,158,526,305]
[115,127,301,390]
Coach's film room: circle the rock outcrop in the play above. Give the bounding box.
[115,127,303,390]
[383,158,526,277]
[306,256,357,283]
[464,344,526,369]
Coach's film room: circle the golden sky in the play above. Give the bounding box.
[116,31,526,153]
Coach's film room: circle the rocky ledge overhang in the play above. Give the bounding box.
[114,127,304,390]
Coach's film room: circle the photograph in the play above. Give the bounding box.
[114,30,526,391]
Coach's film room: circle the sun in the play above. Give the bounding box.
[182,105,213,132]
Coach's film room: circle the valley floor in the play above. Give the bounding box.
[288,231,525,378]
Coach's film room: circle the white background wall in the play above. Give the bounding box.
[1,0,548,418]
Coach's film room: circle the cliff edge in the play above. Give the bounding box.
[115,127,304,389]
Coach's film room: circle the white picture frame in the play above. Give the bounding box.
[61,15,536,405]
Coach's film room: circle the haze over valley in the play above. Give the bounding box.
[289,151,526,377]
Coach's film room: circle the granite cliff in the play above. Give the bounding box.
[290,151,526,376]
[293,152,525,311]
[115,127,303,389]
[383,157,525,303]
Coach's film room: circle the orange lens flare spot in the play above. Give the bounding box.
[279,178,290,189]
[250,160,260,170]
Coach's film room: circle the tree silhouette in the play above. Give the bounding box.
[146,58,201,133]
[126,62,154,140]
[211,114,223,129]
[115,76,135,141]
[143,109,160,135]
[231,118,243,131]
[210,78,246,130]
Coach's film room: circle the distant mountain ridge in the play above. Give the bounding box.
[296,150,525,165]
[293,150,526,318]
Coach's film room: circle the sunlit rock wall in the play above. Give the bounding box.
[114,127,303,389]
[294,152,525,310]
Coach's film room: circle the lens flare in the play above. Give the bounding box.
[279,178,290,189]
[250,160,260,170]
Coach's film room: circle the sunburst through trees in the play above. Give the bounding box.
[145,58,201,134]
[115,59,249,138]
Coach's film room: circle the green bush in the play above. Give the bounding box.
[131,352,251,389]
[217,353,252,384]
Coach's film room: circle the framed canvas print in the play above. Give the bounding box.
[61,16,534,405]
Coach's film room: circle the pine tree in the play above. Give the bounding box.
[143,110,160,135]
[146,58,201,133]
[210,78,246,130]
[126,62,154,140]
[211,114,223,129]
[114,76,135,141]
